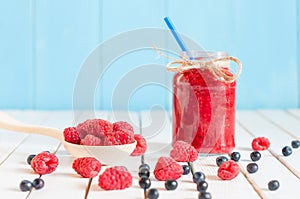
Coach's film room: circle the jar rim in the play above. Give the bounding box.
[182,51,229,59]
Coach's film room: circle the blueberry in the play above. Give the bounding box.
[193,171,206,183]
[216,156,228,166]
[268,180,280,191]
[20,180,33,192]
[139,167,150,178]
[147,188,159,199]
[291,140,300,149]
[182,165,191,175]
[32,178,44,190]
[282,146,292,156]
[139,177,151,189]
[230,152,241,162]
[250,151,261,162]
[198,192,212,199]
[26,154,36,165]
[247,163,258,174]
[165,180,178,190]
[197,181,208,193]
[139,163,150,171]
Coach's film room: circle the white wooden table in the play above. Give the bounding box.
[0,110,299,199]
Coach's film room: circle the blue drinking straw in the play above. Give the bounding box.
[163,17,188,52]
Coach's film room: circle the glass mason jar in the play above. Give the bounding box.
[172,51,236,154]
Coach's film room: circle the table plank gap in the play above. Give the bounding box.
[237,111,300,198]
[286,109,300,120]
[238,162,266,199]
[236,119,300,198]
[27,111,87,199]
[237,111,300,173]
[257,110,299,140]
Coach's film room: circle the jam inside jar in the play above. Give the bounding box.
[172,51,236,154]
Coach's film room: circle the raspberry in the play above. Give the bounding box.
[80,134,102,146]
[153,157,183,181]
[170,141,198,162]
[63,127,81,144]
[77,119,113,138]
[252,137,270,151]
[131,134,147,156]
[217,160,240,180]
[31,152,59,175]
[98,166,132,190]
[113,121,134,135]
[105,130,135,145]
[72,157,101,178]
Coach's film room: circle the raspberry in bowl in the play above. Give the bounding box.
[63,119,144,165]
[0,112,139,165]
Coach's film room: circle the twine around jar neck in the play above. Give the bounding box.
[154,46,242,83]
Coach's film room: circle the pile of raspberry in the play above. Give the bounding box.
[64,120,133,146]
[63,119,147,156]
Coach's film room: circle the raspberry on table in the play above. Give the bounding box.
[217,160,240,180]
[80,134,102,146]
[113,121,134,135]
[251,137,270,151]
[153,157,183,181]
[131,134,147,156]
[77,119,113,138]
[72,157,102,178]
[98,166,132,190]
[63,127,81,144]
[105,130,135,145]
[170,140,198,162]
[31,152,59,175]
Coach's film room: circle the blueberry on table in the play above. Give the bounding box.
[139,163,150,171]
[216,156,228,166]
[193,171,206,183]
[291,140,300,149]
[139,177,151,189]
[32,178,44,190]
[26,154,36,165]
[246,163,258,174]
[197,181,208,193]
[230,152,241,162]
[198,192,212,199]
[182,165,191,175]
[165,180,178,190]
[20,180,33,192]
[250,151,261,162]
[147,188,159,199]
[268,180,280,191]
[139,167,150,178]
[282,146,292,156]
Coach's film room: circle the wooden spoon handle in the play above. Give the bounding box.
[0,111,63,141]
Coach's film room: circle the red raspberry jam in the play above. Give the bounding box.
[172,52,236,154]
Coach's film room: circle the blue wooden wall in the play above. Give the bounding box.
[0,0,298,110]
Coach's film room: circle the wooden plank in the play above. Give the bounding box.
[0,111,50,165]
[237,110,300,179]
[140,110,259,199]
[287,109,300,121]
[99,0,168,110]
[27,111,86,199]
[0,1,32,109]
[0,111,57,198]
[259,110,300,140]
[34,0,100,109]
[140,110,172,155]
[233,0,298,109]
[236,121,300,198]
